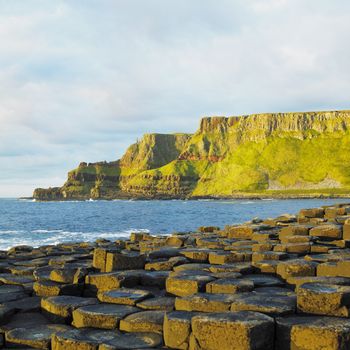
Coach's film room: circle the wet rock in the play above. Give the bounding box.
[208,262,254,274]
[99,332,163,350]
[72,303,139,329]
[6,296,41,313]
[140,271,169,289]
[51,328,118,350]
[190,311,274,350]
[175,293,237,312]
[137,296,175,311]
[0,284,28,303]
[119,310,165,333]
[5,324,71,349]
[98,288,153,306]
[41,295,98,323]
[0,273,34,285]
[241,274,284,287]
[230,293,295,316]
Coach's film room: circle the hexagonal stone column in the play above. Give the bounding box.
[276,315,350,350]
[297,283,350,317]
[190,311,274,350]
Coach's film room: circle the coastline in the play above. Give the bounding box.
[1,201,350,348]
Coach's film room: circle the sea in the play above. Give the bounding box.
[0,198,348,251]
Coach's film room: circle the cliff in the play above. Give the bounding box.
[33,110,350,200]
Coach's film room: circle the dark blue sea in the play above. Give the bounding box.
[0,198,348,250]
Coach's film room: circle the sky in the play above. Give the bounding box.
[1,0,350,197]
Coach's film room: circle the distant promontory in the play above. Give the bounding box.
[33,110,350,200]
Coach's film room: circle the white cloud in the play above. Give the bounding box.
[0,0,350,196]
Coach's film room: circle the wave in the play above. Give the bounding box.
[0,228,150,251]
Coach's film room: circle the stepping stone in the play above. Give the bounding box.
[0,274,34,285]
[206,278,254,294]
[51,328,118,350]
[50,267,86,284]
[175,293,237,312]
[180,249,211,262]
[208,263,254,274]
[163,311,198,349]
[119,310,165,333]
[5,324,71,350]
[140,271,169,289]
[252,251,288,262]
[33,280,82,297]
[136,296,175,311]
[299,208,324,219]
[98,288,152,306]
[72,303,139,329]
[6,296,41,312]
[297,283,350,317]
[145,257,187,271]
[241,274,284,287]
[0,285,28,303]
[208,251,246,264]
[41,295,98,323]
[169,269,213,278]
[9,266,35,276]
[253,260,279,273]
[190,311,274,350]
[276,315,350,350]
[0,305,16,324]
[274,243,311,254]
[288,276,350,289]
[309,224,342,240]
[173,263,211,272]
[105,252,146,272]
[211,271,242,279]
[99,332,163,349]
[279,225,310,239]
[85,271,139,292]
[166,275,215,297]
[33,266,55,281]
[0,312,50,334]
[149,248,181,259]
[230,293,295,316]
[276,259,317,279]
[254,286,296,297]
[225,225,255,239]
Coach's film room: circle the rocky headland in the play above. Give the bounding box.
[33,110,350,200]
[2,202,350,348]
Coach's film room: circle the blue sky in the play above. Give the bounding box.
[1,0,350,196]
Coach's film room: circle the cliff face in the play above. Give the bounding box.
[33,110,350,200]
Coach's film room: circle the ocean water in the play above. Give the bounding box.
[0,198,348,250]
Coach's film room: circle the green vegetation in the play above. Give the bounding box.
[33,110,350,200]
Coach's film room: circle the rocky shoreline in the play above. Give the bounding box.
[25,193,350,201]
[2,203,350,349]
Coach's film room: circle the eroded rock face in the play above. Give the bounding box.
[2,202,350,349]
[33,110,350,200]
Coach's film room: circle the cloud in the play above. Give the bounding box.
[0,0,350,196]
